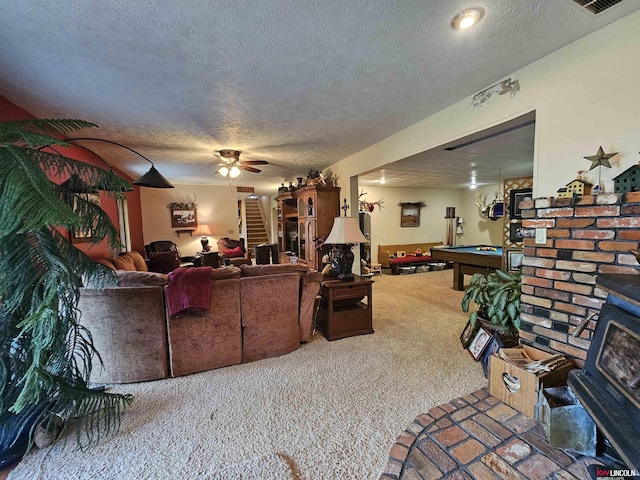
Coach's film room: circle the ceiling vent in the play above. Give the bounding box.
[570,0,623,14]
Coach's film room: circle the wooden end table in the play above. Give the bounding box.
[316,275,374,341]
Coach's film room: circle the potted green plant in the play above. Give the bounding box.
[461,269,522,342]
[0,119,133,464]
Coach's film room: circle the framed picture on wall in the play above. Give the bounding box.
[170,207,198,228]
[507,250,524,271]
[509,222,524,243]
[70,192,101,244]
[400,205,420,227]
[509,188,532,219]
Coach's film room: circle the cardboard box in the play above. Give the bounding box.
[489,345,573,418]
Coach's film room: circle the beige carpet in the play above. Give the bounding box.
[9,269,486,480]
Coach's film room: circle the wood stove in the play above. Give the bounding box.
[568,273,640,470]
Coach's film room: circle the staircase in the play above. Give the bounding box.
[245,198,269,251]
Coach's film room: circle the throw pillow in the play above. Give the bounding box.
[223,246,245,258]
[112,253,137,271]
[122,251,148,271]
[116,270,170,287]
[96,258,116,270]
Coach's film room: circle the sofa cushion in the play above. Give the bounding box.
[239,263,308,277]
[122,251,148,271]
[96,258,116,270]
[223,246,245,258]
[116,270,170,287]
[211,266,241,280]
[112,253,137,271]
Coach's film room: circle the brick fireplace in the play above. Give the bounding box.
[519,191,640,366]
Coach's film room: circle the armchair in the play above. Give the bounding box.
[217,237,252,266]
[145,241,195,273]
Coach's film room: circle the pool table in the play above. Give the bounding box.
[430,245,503,291]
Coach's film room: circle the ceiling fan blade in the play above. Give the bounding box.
[241,160,269,165]
[240,165,261,173]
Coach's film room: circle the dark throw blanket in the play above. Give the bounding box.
[166,267,214,317]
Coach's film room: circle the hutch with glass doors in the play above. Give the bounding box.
[276,185,340,269]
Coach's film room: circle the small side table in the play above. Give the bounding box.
[369,263,382,275]
[316,275,374,341]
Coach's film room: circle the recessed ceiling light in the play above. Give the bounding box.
[451,7,485,30]
[380,177,386,184]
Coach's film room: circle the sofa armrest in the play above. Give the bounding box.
[78,287,169,383]
[299,271,323,342]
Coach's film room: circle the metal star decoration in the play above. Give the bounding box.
[584,146,618,171]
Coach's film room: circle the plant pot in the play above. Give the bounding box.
[477,316,519,347]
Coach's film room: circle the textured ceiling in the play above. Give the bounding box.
[0,1,638,194]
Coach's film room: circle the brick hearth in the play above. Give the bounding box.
[380,388,603,480]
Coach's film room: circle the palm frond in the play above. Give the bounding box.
[0,118,132,451]
[0,119,97,147]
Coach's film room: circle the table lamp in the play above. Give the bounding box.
[323,217,369,281]
[194,224,213,251]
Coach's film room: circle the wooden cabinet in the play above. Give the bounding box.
[276,185,340,269]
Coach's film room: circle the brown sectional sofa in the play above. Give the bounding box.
[80,262,322,383]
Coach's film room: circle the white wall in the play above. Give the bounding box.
[140,185,239,256]
[362,186,463,263]
[331,11,640,212]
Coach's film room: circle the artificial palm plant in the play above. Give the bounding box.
[0,119,133,459]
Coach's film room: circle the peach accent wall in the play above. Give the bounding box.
[0,95,145,259]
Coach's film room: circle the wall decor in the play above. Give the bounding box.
[168,202,198,228]
[70,192,100,243]
[509,222,524,243]
[507,249,524,272]
[509,188,532,219]
[399,201,426,227]
[471,77,520,108]
[584,146,617,192]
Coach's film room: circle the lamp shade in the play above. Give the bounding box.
[229,166,241,178]
[194,224,212,236]
[133,165,175,188]
[324,217,368,245]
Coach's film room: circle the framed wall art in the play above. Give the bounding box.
[509,222,524,243]
[399,201,426,227]
[169,202,198,228]
[509,188,532,219]
[70,192,101,244]
[507,250,524,272]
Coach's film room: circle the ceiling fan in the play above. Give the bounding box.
[215,149,269,178]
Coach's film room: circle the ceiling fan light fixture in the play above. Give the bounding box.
[451,7,484,30]
[229,166,241,178]
[218,166,229,177]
